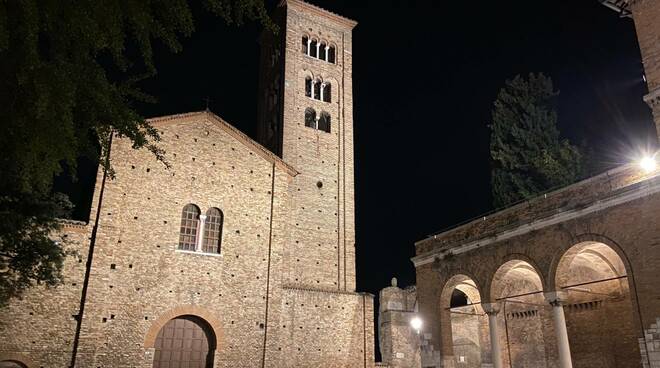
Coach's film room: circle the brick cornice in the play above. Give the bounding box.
[281,0,357,29]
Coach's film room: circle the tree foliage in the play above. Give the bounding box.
[0,0,274,306]
[490,73,584,208]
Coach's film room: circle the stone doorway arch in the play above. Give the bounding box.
[152,315,216,368]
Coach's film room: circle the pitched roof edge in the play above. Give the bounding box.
[147,111,299,177]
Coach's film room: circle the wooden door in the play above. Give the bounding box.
[153,316,214,368]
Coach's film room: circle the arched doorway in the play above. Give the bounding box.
[440,275,489,368]
[490,260,548,368]
[153,315,216,368]
[554,241,639,368]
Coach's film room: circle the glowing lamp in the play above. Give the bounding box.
[410,316,423,332]
[640,156,656,173]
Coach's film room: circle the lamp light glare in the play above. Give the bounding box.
[640,156,656,173]
[410,316,423,331]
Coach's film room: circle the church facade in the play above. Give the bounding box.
[0,1,375,367]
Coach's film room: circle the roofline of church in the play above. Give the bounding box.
[412,163,659,266]
[147,111,299,177]
[280,0,358,29]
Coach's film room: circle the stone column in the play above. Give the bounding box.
[320,83,325,102]
[483,303,503,368]
[196,214,207,252]
[307,39,311,56]
[325,45,330,62]
[545,292,573,368]
[316,42,320,58]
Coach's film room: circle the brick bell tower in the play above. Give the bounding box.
[257,0,358,291]
[603,0,660,139]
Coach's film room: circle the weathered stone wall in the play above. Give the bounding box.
[378,282,420,368]
[0,221,90,367]
[630,0,660,137]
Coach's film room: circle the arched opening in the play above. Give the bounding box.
[310,39,318,58]
[328,45,336,63]
[440,275,489,368]
[0,361,27,368]
[313,79,322,100]
[301,36,309,55]
[319,42,327,60]
[304,108,316,129]
[555,241,639,368]
[491,260,548,368]
[304,76,312,98]
[318,111,331,133]
[153,315,217,368]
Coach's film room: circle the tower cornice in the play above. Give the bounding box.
[280,0,357,29]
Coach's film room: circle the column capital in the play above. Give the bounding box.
[199,214,208,221]
[482,303,500,315]
[544,291,568,306]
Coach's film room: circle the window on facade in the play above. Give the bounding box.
[302,36,309,55]
[178,204,200,251]
[328,46,336,63]
[323,83,331,102]
[310,39,318,58]
[319,42,327,61]
[202,208,223,254]
[305,108,317,128]
[318,112,331,133]
[313,80,322,100]
[305,77,312,98]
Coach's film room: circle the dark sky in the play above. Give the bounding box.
[62,0,654,304]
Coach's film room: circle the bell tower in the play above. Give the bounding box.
[257,0,357,291]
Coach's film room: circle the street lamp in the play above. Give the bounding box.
[410,316,423,334]
[640,155,657,173]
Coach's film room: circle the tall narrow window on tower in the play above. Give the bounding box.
[305,108,317,129]
[313,79,322,100]
[319,42,327,61]
[323,83,331,102]
[305,77,313,98]
[328,45,336,63]
[302,36,309,55]
[178,204,200,251]
[301,36,337,64]
[318,112,331,133]
[310,39,318,58]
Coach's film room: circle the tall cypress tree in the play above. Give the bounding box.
[490,73,583,208]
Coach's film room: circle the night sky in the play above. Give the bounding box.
[60,0,654,319]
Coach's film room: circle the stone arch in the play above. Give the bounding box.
[551,237,641,368]
[439,274,489,367]
[548,233,634,291]
[0,353,34,368]
[144,305,224,349]
[490,259,548,368]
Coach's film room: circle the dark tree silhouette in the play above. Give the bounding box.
[0,0,274,305]
[490,73,584,208]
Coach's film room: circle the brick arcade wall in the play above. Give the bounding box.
[414,166,660,368]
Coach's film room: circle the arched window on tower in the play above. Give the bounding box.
[310,39,318,58]
[319,42,327,61]
[318,112,331,133]
[178,204,200,251]
[305,108,317,129]
[305,77,312,98]
[322,83,331,102]
[313,80,322,100]
[328,46,336,63]
[202,207,223,254]
[302,36,309,55]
